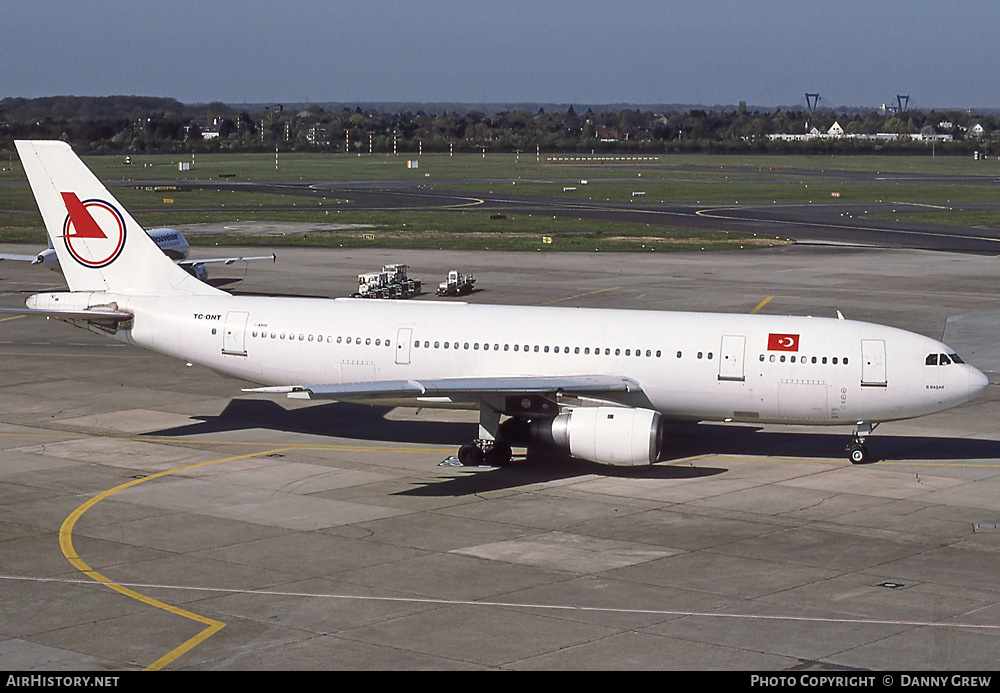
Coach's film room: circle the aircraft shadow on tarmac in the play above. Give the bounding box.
[150,399,471,446]
[663,422,1000,465]
[145,399,1000,494]
[402,456,727,497]
[147,400,727,494]
[205,277,242,289]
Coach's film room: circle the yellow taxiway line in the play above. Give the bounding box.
[750,296,773,314]
[539,286,622,306]
[58,446,296,670]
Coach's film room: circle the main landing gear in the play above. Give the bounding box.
[846,422,879,464]
[458,439,514,467]
[456,401,514,467]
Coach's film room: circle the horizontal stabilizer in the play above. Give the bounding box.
[0,306,132,323]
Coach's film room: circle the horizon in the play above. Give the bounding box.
[4,95,999,116]
[3,1,998,110]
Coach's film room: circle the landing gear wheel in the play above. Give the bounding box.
[484,441,513,467]
[458,442,484,466]
[847,443,869,465]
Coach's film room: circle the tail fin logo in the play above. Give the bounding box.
[60,192,126,268]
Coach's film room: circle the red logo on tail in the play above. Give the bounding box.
[60,193,126,268]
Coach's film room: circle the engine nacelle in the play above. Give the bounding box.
[521,406,664,466]
[34,248,60,270]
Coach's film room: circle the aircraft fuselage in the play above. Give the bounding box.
[38,291,987,427]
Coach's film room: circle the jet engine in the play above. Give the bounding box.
[508,406,664,466]
[187,264,209,281]
[33,248,59,269]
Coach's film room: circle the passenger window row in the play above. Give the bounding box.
[251,331,392,347]
[246,331,863,370]
[412,340,664,358]
[759,354,849,365]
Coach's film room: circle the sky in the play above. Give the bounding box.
[3,0,998,110]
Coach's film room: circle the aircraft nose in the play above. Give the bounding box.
[969,366,990,395]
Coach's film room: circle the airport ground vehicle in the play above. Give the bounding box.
[436,270,476,296]
[353,264,421,298]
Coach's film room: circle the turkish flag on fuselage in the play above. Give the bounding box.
[767,333,800,351]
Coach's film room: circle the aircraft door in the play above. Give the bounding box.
[222,311,249,356]
[861,339,887,387]
[718,335,746,382]
[395,327,412,365]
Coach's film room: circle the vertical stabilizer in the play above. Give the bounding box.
[15,140,223,296]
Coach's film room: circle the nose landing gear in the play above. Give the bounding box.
[847,443,868,464]
[846,422,879,464]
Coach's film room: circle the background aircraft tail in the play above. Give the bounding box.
[15,140,222,296]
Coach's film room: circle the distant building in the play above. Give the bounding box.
[768,119,952,143]
[767,122,823,141]
[194,121,221,140]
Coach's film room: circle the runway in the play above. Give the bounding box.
[2,244,1000,670]
[164,163,1000,254]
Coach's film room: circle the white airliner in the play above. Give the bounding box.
[3,140,990,466]
[0,217,275,281]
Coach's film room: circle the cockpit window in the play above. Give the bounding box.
[927,353,962,366]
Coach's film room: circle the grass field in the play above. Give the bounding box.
[3,150,997,184]
[182,210,788,252]
[0,150,996,249]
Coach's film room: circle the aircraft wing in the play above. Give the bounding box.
[178,253,276,268]
[0,253,42,263]
[245,374,642,401]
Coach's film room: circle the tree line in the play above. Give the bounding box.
[2,96,997,156]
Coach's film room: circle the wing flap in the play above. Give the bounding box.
[178,254,276,267]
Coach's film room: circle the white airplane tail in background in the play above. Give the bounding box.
[14,140,222,297]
